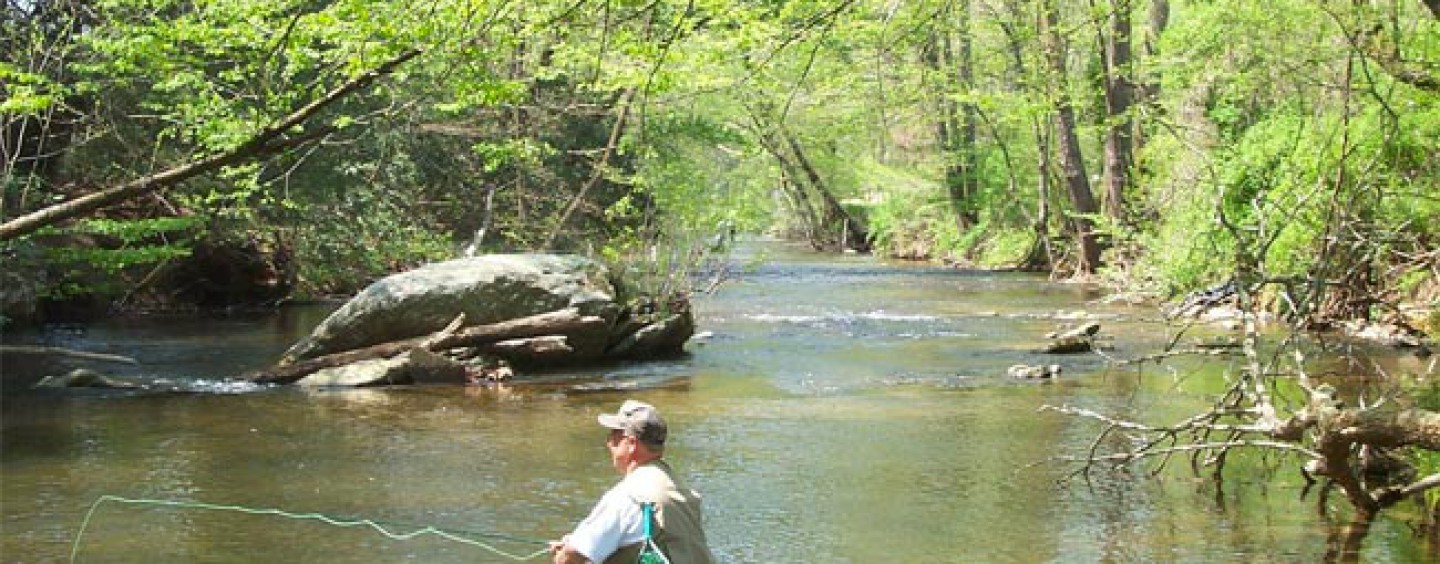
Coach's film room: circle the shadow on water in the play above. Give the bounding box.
[2,240,1435,562]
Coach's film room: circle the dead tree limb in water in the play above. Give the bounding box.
[1043,382,1440,520]
[0,346,139,365]
[1044,274,1440,523]
[246,308,606,384]
[1047,343,1440,524]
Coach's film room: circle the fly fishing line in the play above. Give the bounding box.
[70,494,552,562]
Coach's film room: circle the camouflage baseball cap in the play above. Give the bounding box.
[597,399,667,446]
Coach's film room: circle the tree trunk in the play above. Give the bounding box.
[995,0,1053,271]
[0,49,423,241]
[782,131,870,252]
[1134,0,1169,156]
[743,100,866,252]
[541,86,637,250]
[1100,0,1134,223]
[929,1,980,234]
[743,101,821,247]
[954,0,979,232]
[1041,0,1103,274]
[927,30,956,216]
[779,175,825,249]
[1023,116,1056,272]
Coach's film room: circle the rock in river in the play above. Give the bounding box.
[280,254,621,364]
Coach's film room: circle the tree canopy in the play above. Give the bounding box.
[3,0,1437,324]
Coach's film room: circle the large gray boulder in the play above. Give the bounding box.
[280,254,620,364]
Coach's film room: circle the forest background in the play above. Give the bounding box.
[3,0,1438,335]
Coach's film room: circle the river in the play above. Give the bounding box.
[2,240,1435,562]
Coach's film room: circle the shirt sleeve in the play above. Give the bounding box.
[567,487,644,562]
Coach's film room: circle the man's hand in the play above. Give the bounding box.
[550,537,589,564]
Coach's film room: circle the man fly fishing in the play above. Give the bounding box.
[549,400,715,564]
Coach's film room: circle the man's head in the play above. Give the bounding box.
[597,399,667,448]
[598,400,668,473]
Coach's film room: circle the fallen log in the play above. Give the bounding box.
[247,308,607,384]
[1283,385,1440,518]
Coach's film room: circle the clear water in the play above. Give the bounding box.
[3,241,1435,563]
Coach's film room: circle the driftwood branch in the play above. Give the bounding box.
[1376,473,1440,507]
[1040,403,1272,435]
[1111,347,1235,366]
[0,345,139,365]
[1046,380,1440,519]
[246,308,606,384]
[418,313,467,349]
[1051,440,1321,467]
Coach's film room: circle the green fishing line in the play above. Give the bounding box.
[70,495,552,562]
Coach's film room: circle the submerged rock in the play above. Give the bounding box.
[1343,320,1428,350]
[1008,364,1062,379]
[33,368,142,389]
[1042,322,1100,354]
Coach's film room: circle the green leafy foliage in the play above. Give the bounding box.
[4,0,1438,322]
[864,165,952,260]
[291,207,453,297]
[19,217,201,300]
[0,63,68,114]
